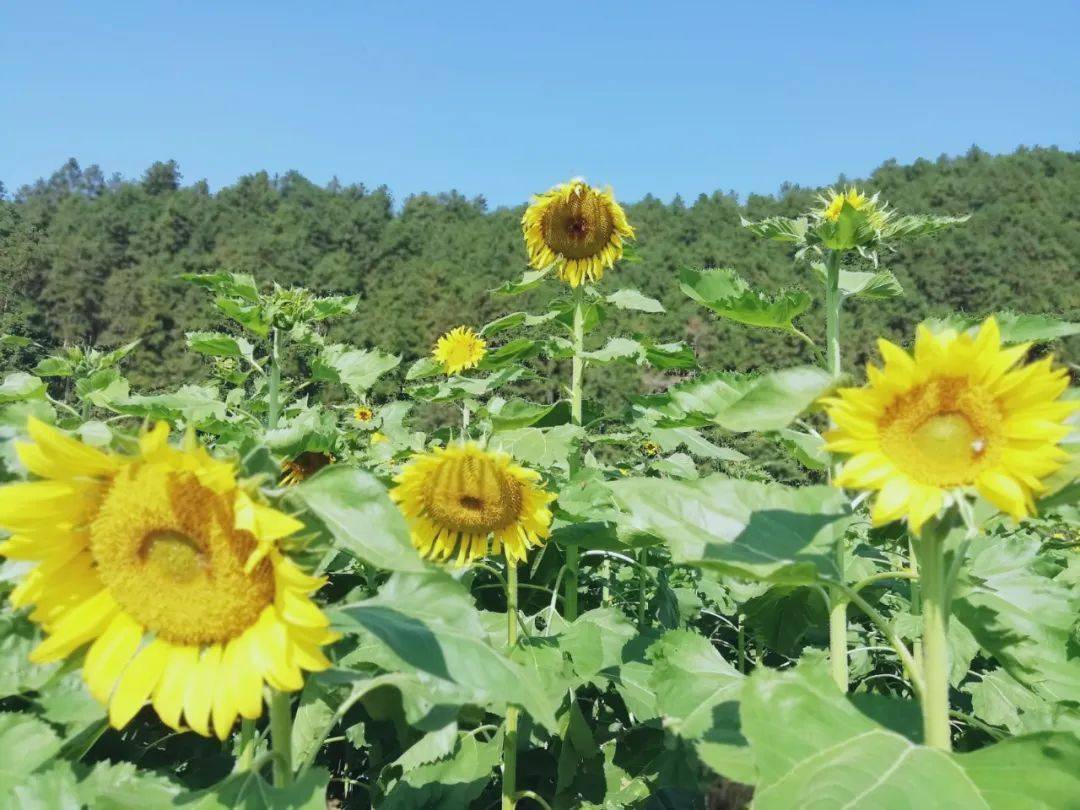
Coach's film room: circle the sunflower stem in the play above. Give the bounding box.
[267,327,282,430]
[564,290,586,622]
[636,547,648,630]
[824,249,842,379]
[916,522,952,750]
[268,689,294,787]
[502,561,520,809]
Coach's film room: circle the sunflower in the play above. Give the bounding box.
[353,406,374,423]
[0,418,337,739]
[522,178,635,287]
[641,440,661,457]
[822,317,1077,532]
[433,326,487,375]
[280,451,334,486]
[391,443,555,565]
[819,186,886,229]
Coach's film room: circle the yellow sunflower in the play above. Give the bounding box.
[522,178,635,287]
[391,443,555,565]
[353,406,374,423]
[822,317,1077,532]
[0,418,337,739]
[433,326,487,375]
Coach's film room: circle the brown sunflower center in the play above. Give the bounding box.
[423,453,524,534]
[89,463,274,645]
[878,376,1002,487]
[541,188,616,260]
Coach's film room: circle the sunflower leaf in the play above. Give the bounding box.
[605,289,665,313]
[311,344,401,395]
[680,268,812,337]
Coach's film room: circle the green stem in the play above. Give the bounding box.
[267,328,282,430]
[502,562,520,810]
[236,718,256,772]
[737,614,746,674]
[268,690,294,787]
[564,291,586,622]
[834,581,924,698]
[916,526,952,750]
[636,548,648,630]
[824,249,842,379]
[908,535,924,672]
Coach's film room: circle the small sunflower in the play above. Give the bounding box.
[0,419,337,739]
[433,326,487,375]
[822,317,1077,532]
[641,440,661,457]
[819,186,886,229]
[391,442,555,565]
[353,406,374,423]
[522,178,635,287]
[280,451,334,486]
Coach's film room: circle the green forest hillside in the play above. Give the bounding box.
[2,146,1078,401]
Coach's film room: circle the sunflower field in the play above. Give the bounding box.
[0,178,1078,810]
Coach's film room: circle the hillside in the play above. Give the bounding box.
[2,146,1078,401]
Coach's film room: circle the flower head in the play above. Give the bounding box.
[641,440,661,457]
[433,326,487,375]
[353,406,374,423]
[822,317,1077,532]
[391,442,555,565]
[0,419,336,739]
[280,451,334,486]
[522,178,635,287]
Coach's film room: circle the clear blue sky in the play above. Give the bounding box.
[2,1,1078,208]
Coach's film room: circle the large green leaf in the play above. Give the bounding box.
[175,768,329,809]
[741,660,1080,809]
[380,730,501,809]
[740,215,809,244]
[312,344,401,395]
[923,312,1080,344]
[610,474,850,583]
[291,466,429,573]
[0,372,46,403]
[0,713,62,793]
[635,367,833,433]
[953,533,1080,705]
[119,384,227,423]
[810,264,904,299]
[558,608,638,682]
[680,267,811,337]
[184,331,256,361]
[605,288,665,313]
[488,424,584,472]
[331,572,557,730]
[647,630,752,784]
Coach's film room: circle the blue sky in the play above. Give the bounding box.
[2,1,1077,208]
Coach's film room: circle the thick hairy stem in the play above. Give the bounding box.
[236,718,256,772]
[917,527,952,750]
[268,689,294,787]
[564,292,586,621]
[502,562,520,809]
[267,328,282,430]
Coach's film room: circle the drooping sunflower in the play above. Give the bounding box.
[522,178,635,287]
[822,317,1077,532]
[280,451,334,486]
[0,418,337,739]
[433,326,487,375]
[391,443,555,565]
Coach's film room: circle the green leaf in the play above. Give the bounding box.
[479,310,559,336]
[292,466,429,573]
[741,660,1080,809]
[488,424,585,472]
[740,215,809,243]
[647,629,753,784]
[408,366,530,403]
[923,312,1080,344]
[33,357,74,377]
[290,677,341,769]
[74,368,130,408]
[331,572,557,730]
[558,608,638,681]
[182,271,260,302]
[953,533,1080,705]
[0,334,33,348]
[215,298,271,337]
[312,344,401,395]
[491,268,550,295]
[581,337,645,364]
[773,427,828,470]
[120,384,226,423]
[13,764,79,810]
[381,731,501,809]
[680,267,811,337]
[610,474,850,583]
[881,212,970,241]
[810,264,904,299]
[605,289,665,313]
[635,366,833,433]
[640,338,697,370]
[0,713,62,793]
[487,399,565,431]
[404,356,443,381]
[477,337,541,370]
[0,372,46,403]
[264,405,337,457]
[185,331,255,360]
[75,760,181,809]
[175,768,329,809]
[649,427,747,462]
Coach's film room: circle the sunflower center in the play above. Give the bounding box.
[879,376,1001,487]
[89,464,275,645]
[141,530,205,584]
[423,454,523,534]
[542,190,615,259]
